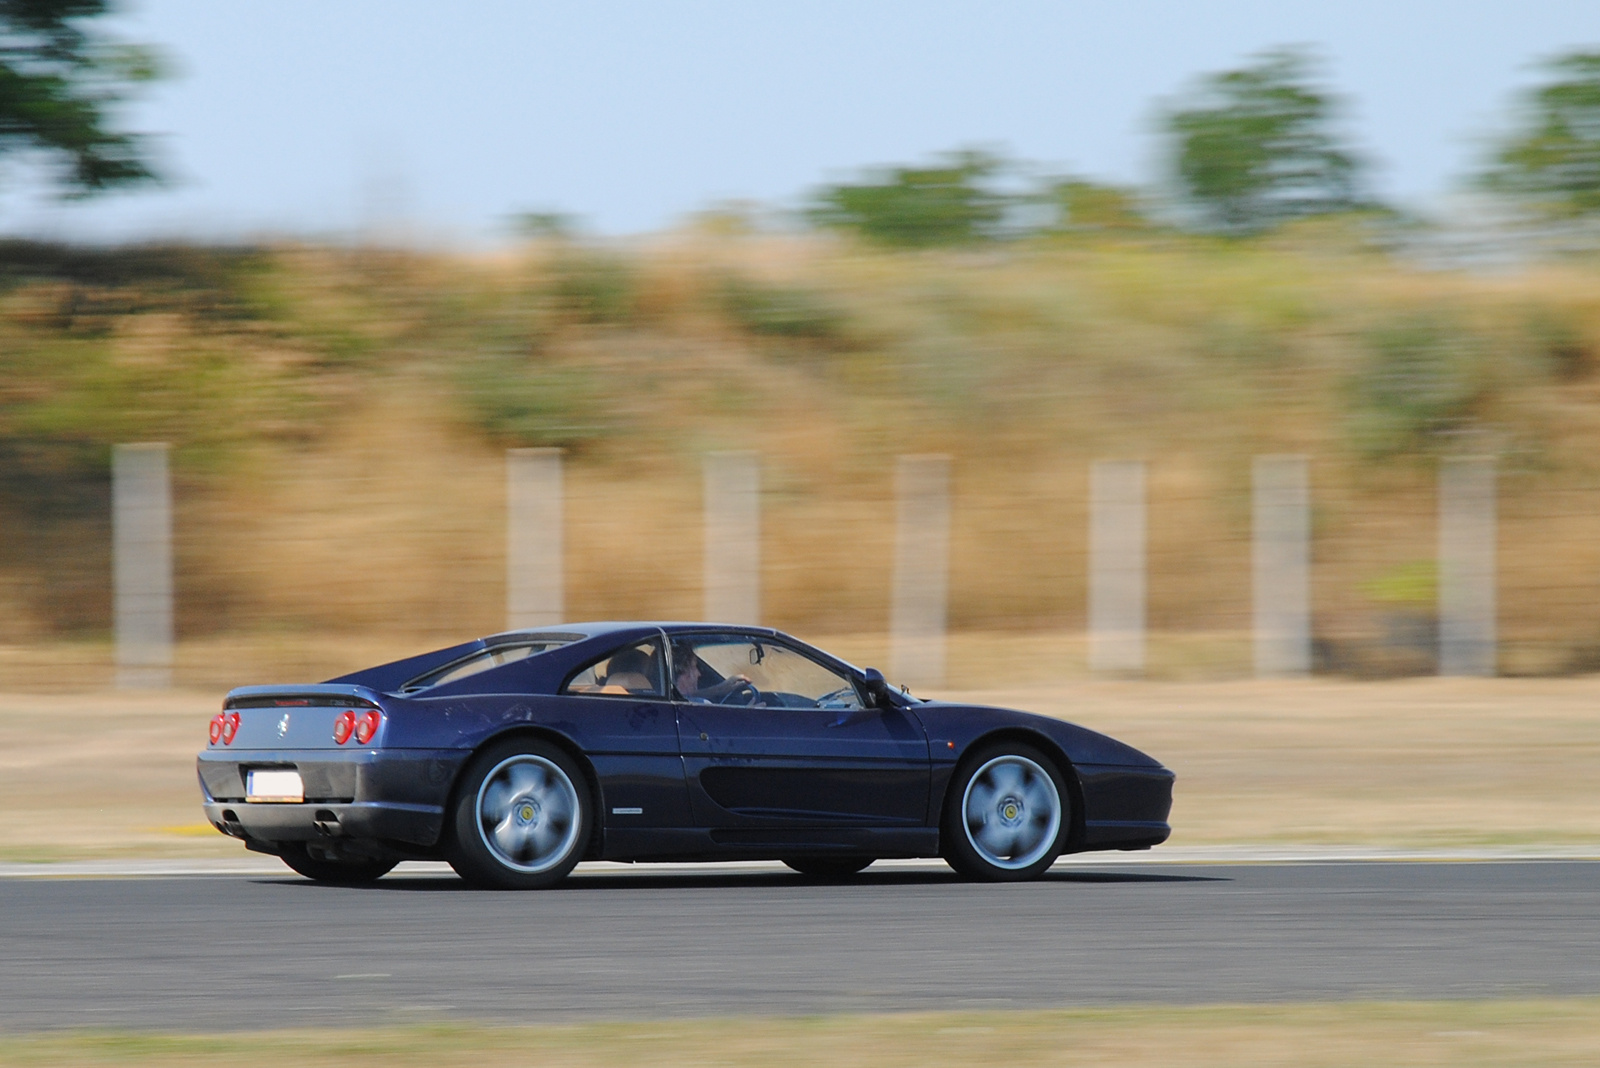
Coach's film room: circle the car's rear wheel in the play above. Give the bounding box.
[277,842,396,885]
[782,856,875,878]
[943,742,1068,882]
[448,738,591,890]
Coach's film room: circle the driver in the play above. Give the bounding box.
[671,642,757,703]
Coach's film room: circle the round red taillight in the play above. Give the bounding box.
[353,709,381,745]
[208,714,224,745]
[221,712,240,745]
[332,710,356,745]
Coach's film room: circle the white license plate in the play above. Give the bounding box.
[246,769,304,803]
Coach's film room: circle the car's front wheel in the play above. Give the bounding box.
[277,842,396,885]
[448,739,591,890]
[943,742,1069,882]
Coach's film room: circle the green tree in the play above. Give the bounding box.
[1164,48,1364,234]
[1482,50,1600,217]
[0,0,161,196]
[806,149,1008,247]
[1046,178,1149,233]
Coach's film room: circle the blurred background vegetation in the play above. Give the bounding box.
[4,226,1600,682]
[5,12,1600,682]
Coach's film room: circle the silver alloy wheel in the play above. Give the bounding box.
[474,754,582,874]
[960,754,1062,871]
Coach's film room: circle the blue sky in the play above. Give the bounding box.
[8,0,1599,244]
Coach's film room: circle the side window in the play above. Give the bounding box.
[562,640,666,698]
[670,635,862,710]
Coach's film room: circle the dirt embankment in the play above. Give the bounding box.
[5,239,1600,674]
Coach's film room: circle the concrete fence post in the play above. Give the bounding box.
[889,455,951,689]
[1253,455,1311,677]
[1438,455,1496,676]
[113,443,173,689]
[506,447,564,629]
[1088,460,1145,676]
[703,451,760,624]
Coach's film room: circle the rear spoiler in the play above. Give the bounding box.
[224,683,388,709]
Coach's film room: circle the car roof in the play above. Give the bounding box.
[482,621,782,644]
[480,621,860,678]
[330,621,864,697]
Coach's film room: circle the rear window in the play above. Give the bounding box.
[400,639,571,693]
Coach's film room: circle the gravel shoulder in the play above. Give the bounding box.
[2,677,1597,861]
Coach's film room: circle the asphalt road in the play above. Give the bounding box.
[3,861,1598,1031]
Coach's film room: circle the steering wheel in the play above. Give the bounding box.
[717,680,762,705]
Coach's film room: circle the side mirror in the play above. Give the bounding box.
[861,667,892,707]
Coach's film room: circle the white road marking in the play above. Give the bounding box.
[2,844,1598,879]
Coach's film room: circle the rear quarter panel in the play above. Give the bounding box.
[389,692,693,828]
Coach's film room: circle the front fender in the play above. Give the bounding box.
[910,702,1171,847]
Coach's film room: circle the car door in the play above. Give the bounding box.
[554,636,694,828]
[673,634,930,827]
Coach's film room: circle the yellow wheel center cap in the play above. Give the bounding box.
[519,804,536,822]
[1002,803,1019,820]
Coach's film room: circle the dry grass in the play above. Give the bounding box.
[166,373,1600,672]
[0,688,236,863]
[2,670,1597,861]
[2,1000,1599,1067]
[9,238,1600,670]
[940,675,1600,847]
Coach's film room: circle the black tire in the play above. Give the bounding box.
[447,737,592,890]
[782,856,875,878]
[942,741,1070,882]
[278,842,396,885]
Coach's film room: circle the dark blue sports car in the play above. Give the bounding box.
[198,622,1173,888]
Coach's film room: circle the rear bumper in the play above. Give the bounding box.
[197,746,468,849]
[202,799,445,848]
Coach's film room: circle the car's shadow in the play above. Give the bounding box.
[261,866,1227,892]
